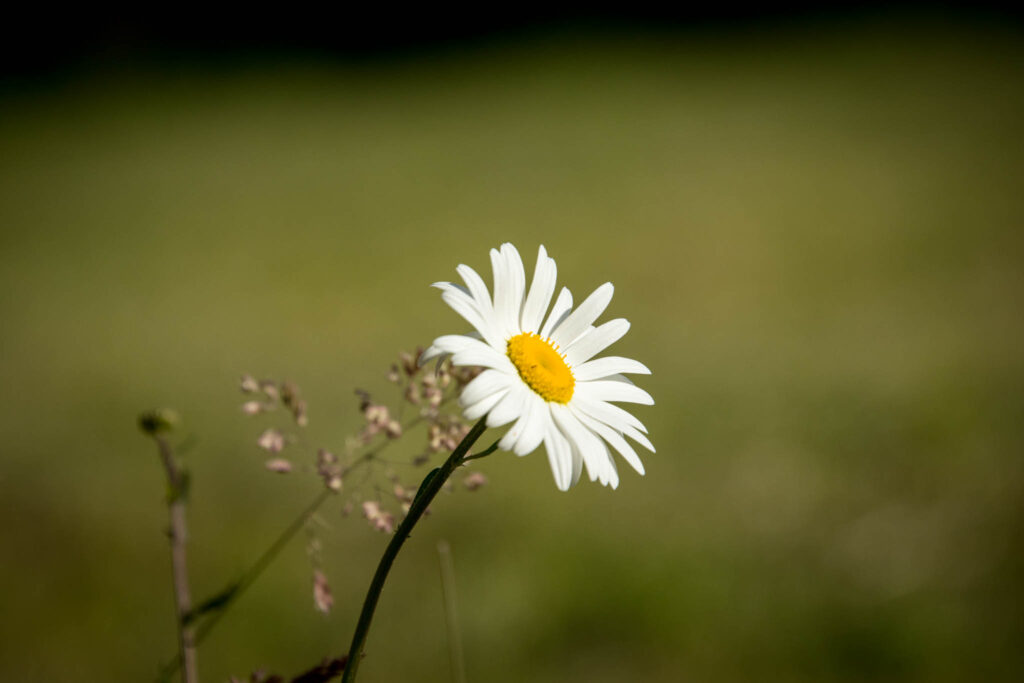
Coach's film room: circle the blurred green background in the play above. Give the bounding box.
[2,12,1023,683]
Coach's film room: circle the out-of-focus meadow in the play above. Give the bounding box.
[2,15,1023,683]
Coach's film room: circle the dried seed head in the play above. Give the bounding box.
[362,501,395,534]
[241,400,267,415]
[293,399,308,427]
[316,449,343,492]
[400,350,420,377]
[387,365,401,383]
[464,472,488,491]
[265,458,293,473]
[258,380,280,401]
[257,428,286,453]
[240,374,260,393]
[313,569,333,613]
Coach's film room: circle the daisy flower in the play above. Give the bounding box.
[421,243,655,490]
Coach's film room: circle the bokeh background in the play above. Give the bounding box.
[2,7,1023,682]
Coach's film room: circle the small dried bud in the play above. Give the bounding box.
[387,364,401,383]
[365,404,389,426]
[312,569,333,613]
[424,386,443,409]
[265,458,293,473]
[280,381,298,407]
[241,400,265,415]
[340,501,353,517]
[257,428,285,453]
[355,389,372,412]
[385,420,402,439]
[393,484,414,504]
[316,449,343,492]
[362,501,395,534]
[400,350,420,377]
[259,380,280,401]
[293,399,308,427]
[404,382,421,405]
[138,408,179,436]
[240,374,260,393]
[464,471,488,491]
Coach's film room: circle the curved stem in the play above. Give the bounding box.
[341,416,490,682]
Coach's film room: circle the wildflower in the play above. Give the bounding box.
[421,243,655,490]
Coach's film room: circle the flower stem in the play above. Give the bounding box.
[154,435,199,683]
[341,416,490,682]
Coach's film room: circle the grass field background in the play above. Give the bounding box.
[1,15,1023,682]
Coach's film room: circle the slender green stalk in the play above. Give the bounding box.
[341,417,491,682]
[436,540,466,683]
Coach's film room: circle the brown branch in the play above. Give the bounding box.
[155,435,199,683]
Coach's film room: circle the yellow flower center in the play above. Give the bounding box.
[506,332,575,403]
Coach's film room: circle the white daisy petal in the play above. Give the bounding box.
[576,379,654,405]
[573,394,652,439]
[571,405,646,475]
[520,245,557,334]
[502,243,527,332]
[513,394,547,456]
[544,421,574,491]
[456,264,496,323]
[460,369,514,407]
[498,392,545,454]
[570,446,584,487]
[466,387,509,419]
[450,345,516,373]
[572,354,651,382]
[624,426,655,453]
[432,334,487,355]
[419,344,443,365]
[489,247,517,339]
[463,388,509,420]
[564,319,632,367]
[486,383,529,428]
[440,290,503,349]
[540,287,573,339]
[550,282,614,348]
[551,403,620,488]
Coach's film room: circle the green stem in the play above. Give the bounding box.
[341,416,490,682]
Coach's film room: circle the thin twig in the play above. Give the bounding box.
[155,435,199,683]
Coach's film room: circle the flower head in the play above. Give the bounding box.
[422,243,655,490]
